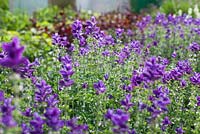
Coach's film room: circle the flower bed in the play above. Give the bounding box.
[0,12,200,134]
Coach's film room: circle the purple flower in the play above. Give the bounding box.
[196,96,200,106]
[138,102,147,111]
[162,116,171,125]
[85,16,100,36]
[105,109,130,133]
[78,36,87,47]
[129,40,142,55]
[121,94,133,111]
[116,46,131,64]
[30,112,44,134]
[21,123,30,134]
[59,55,74,89]
[190,73,200,86]
[0,37,28,68]
[22,108,32,117]
[148,87,170,120]
[34,80,52,102]
[52,33,70,47]
[93,80,106,94]
[100,35,115,46]
[122,84,133,92]
[116,28,124,38]
[176,60,192,74]
[0,98,17,127]
[131,71,143,89]
[102,50,110,57]
[180,79,187,87]
[71,20,83,39]
[142,57,166,82]
[161,116,171,131]
[1,98,15,115]
[1,114,17,127]
[172,51,177,58]
[13,58,39,78]
[104,73,109,81]
[66,118,88,134]
[82,83,88,89]
[59,79,74,89]
[189,42,200,52]
[52,33,61,45]
[46,94,59,107]
[0,90,4,102]
[126,29,133,37]
[176,127,185,134]
[44,107,64,131]
[128,129,136,134]
[79,47,89,55]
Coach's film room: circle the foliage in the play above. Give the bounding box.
[160,0,200,16]
[0,0,9,10]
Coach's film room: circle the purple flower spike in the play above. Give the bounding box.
[46,94,59,107]
[44,107,64,131]
[0,37,28,68]
[161,116,171,131]
[34,80,52,102]
[71,20,83,39]
[59,55,74,89]
[30,112,44,134]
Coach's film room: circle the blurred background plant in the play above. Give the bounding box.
[160,0,200,17]
[0,0,9,10]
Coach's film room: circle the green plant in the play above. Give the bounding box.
[0,0,9,10]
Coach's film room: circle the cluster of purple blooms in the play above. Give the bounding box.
[52,33,74,51]
[147,86,171,120]
[131,57,166,89]
[0,37,87,133]
[162,60,192,85]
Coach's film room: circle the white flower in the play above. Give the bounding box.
[188,8,193,16]
[178,9,182,16]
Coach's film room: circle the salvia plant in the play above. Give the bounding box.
[0,12,200,134]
